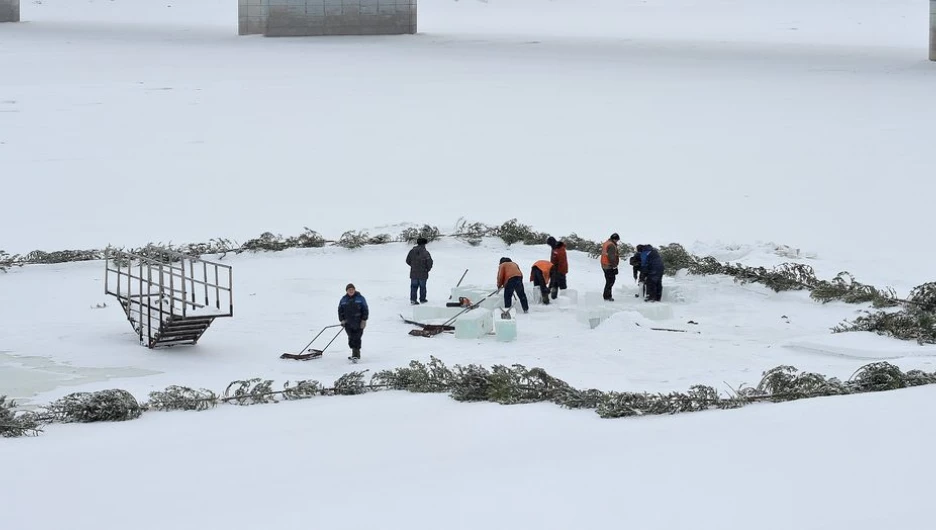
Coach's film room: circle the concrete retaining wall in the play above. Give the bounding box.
[0,0,20,23]
[239,0,416,37]
[239,0,268,35]
[931,0,936,60]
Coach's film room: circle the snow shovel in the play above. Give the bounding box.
[408,288,500,337]
[280,324,344,360]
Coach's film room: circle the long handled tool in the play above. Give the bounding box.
[447,269,469,302]
[634,322,701,334]
[407,288,501,337]
[281,324,344,360]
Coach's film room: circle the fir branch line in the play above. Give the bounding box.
[0,421,42,435]
[3,359,934,439]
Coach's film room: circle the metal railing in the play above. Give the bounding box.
[104,247,233,346]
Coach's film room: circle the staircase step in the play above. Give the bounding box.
[152,338,200,347]
[160,328,211,336]
[156,333,201,344]
[161,324,211,332]
[160,324,209,331]
[163,318,213,327]
[158,326,209,335]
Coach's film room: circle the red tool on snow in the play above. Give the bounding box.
[445,296,472,308]
[280,324,344,360]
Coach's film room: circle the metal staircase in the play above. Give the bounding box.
[104,247,233,348]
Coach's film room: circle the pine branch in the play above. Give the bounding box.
[0,396,45,437]
[5,359,936,439]
[41,389,143,423]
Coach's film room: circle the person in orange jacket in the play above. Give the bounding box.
[530,259,554,305]
[600,233,621,301]
[546,236,568,300]
[497,257,529,313]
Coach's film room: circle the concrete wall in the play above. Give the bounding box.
[239,0,268,35]
[931,0,936,61]
[0,0,20,23]
[260,0,416,37]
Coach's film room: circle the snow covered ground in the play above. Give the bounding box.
[4,386,935,529]
[2,0,935,280]
[3,239,936,528]
[2,0,935,528]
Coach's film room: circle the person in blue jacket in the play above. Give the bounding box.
[338,283,369,360]
[637,245,665,302]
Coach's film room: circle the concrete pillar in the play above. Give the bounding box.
[239,0,268,35]
[264,0,416,37]
[0,0,19,23]
[931,0,936,61]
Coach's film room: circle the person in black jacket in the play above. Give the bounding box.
[545,236,569,300]
[405,237,433,304]
[629,254,648,300]
[637,245,665,302]
[338,283,369,360]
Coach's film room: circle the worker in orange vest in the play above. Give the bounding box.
[546,236,568,300]
[600,233,621,301]
[497,257,529,313]
[530,259,554,305]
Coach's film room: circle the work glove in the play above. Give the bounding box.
[361,320,367,329]
[340,320,346,326]
[612,268,619,275]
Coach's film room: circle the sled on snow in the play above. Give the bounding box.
[280,324,344,360]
